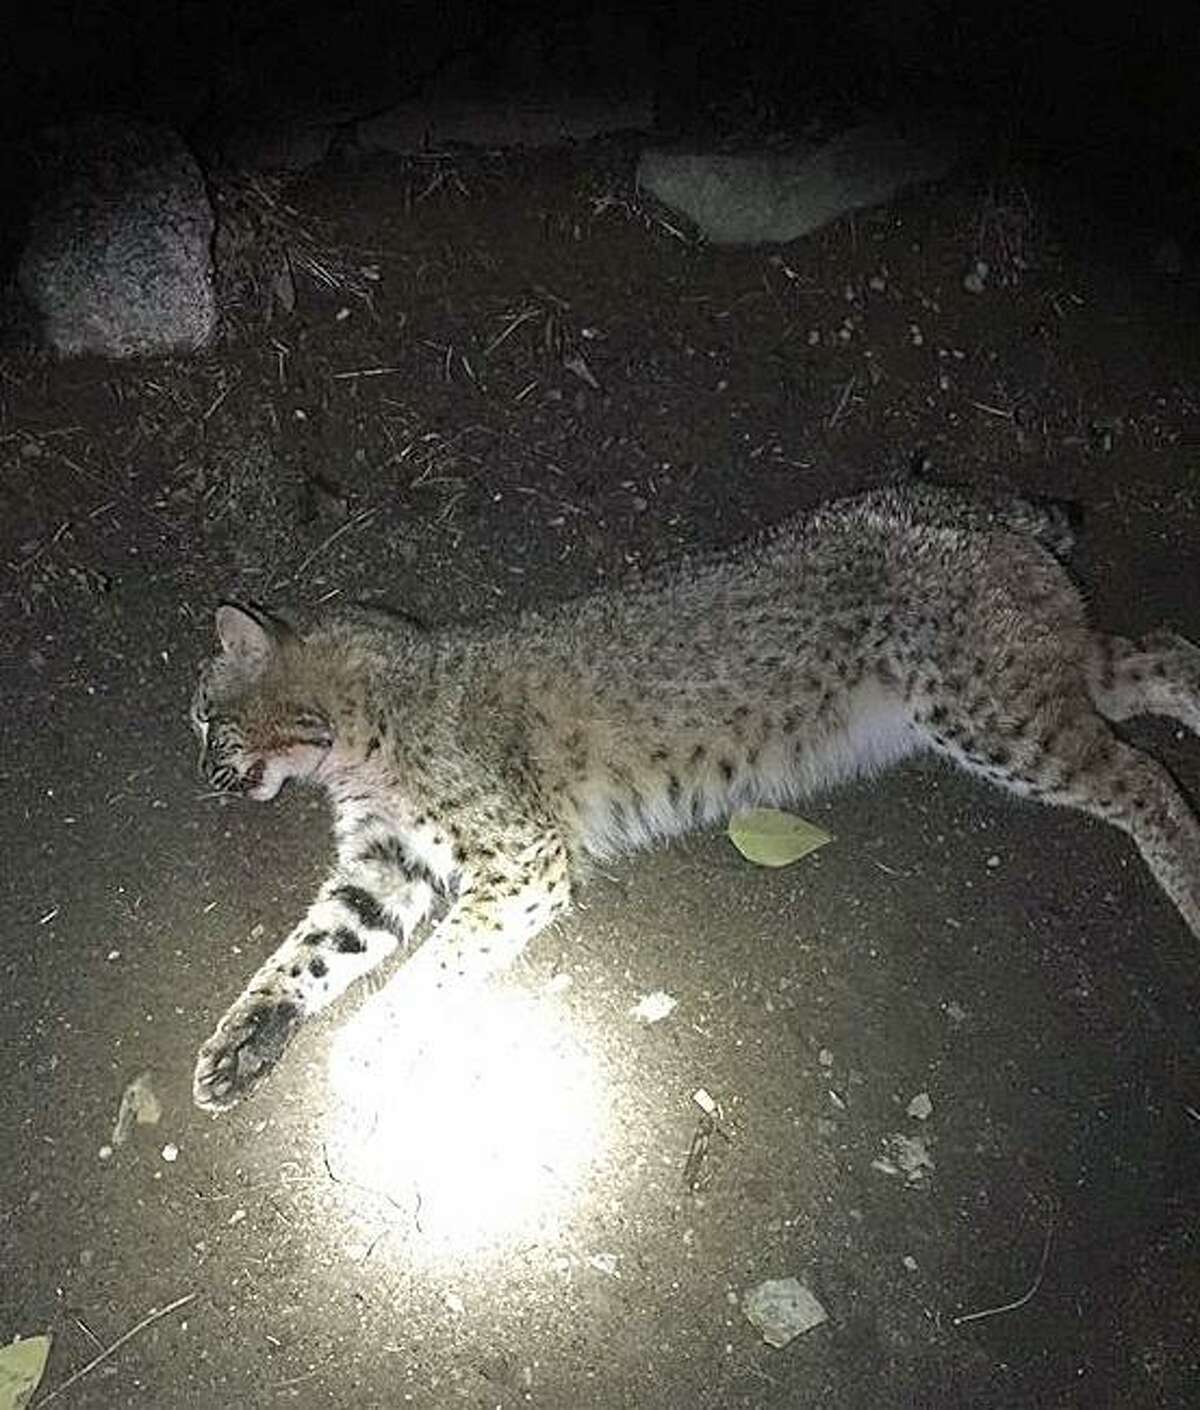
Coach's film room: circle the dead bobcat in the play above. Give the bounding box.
[191,480,1200,1111]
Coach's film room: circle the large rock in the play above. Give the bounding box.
[18,115,216,358]
[637,119,961,245]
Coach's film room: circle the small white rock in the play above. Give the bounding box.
[963,259,990,294]
[630,991,677,1023]
[906,1091,933,1121]
[692,1087,718,1116]
[161,1142,179,1162]
[444,1290,465,1314]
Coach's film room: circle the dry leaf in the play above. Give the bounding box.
[0,1335,51,1410]
[728,809,832,867]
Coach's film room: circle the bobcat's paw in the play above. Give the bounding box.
[193,995,301,1111]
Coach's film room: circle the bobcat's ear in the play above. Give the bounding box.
[215,604,287,664]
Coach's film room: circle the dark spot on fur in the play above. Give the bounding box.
[309,956,328,978]
[333,884,387,931]
[334,927,365,953]
[302,930,326,947]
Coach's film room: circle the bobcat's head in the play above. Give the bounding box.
[192,604,333,801]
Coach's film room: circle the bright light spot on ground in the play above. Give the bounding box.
[325,979,612,1260]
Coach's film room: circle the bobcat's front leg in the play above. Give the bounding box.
[393,832,573,997]
[193,860,435,1111]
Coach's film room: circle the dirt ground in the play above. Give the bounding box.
[3,138,1200,1409]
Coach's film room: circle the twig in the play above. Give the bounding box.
[286,507,378,582]
[484,307,541,356]
[827,375,857,429]
[37,1293,196,1405]
[951,1221,1054,1327]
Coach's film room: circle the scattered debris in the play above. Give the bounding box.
[684,1088,733,1192]
[630,991,677,1023]
[963,259,990,294]
[871,1133,935,1186]
[742,1278,827,1348]
[34,1294,193,1406]
[906,1092,933,1121]
[0,1334,51,1410]
[443,1290,465,1315]
[944,1001,968,1025]
[952,1219,1055,1327]
[728,809,832,867]
[110,1072,162,1147]
[586,1252,620,1279]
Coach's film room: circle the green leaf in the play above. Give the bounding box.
[728,809,833,867]
[0,1335,52,1410]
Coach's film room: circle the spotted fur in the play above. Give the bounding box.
[190,480,1200,1110]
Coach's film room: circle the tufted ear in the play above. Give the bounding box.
[215,603,284,664]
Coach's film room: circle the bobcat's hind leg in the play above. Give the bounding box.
[920,676,1200,942]
[1088,631,1200,735]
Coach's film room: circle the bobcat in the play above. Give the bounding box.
[191,480,1200,1111]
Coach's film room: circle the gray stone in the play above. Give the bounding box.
[637,120,961,246]
[356,94,653,156]
[743,1277,828,1348]
[18,115,216,358]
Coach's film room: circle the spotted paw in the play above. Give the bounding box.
[193,996,301,1111]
